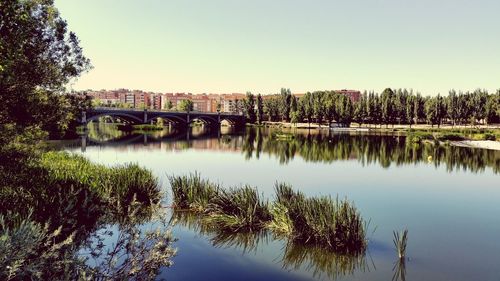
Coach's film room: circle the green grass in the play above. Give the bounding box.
[40,151,162,206]
[406,128,499,143]
[205,186,271,232]
[169,175,367,253]
[168,173,219,211]
[1,145,168,279]
[274,183,367,254]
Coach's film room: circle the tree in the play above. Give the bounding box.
[456,92,471,125]
[470,89,488,126]
[405,95,415,128]
[447,90,459,126]
[290,111,300,127]
[424,95,445,127]
[312,91,325,126]
[1,0,91,137]
[413,93,425,125]
[301,92,314,126]
[353,92,367,127]
[380,88,395,127]
[279,88,292,122]
[243,92,256,123]
[290,96,298,118]
[324,92,337,127]
[178,99,194,112]
[485,91,499,124]
[336,95,353,127]
[256,94,264,124]
[264,96,280,121]
[425,97,438,127]
[234,99,243,114]
[165,100,173,111]
[369,92,382,127]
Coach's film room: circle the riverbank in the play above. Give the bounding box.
[256,122,500,143]
[0,140,174,279]
[448,140,500,151]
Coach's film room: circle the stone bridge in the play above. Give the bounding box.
[82,107,246,127]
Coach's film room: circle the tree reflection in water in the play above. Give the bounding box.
[83,126,499,174]
[171,210,371,280]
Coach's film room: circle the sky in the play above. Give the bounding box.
[55,0,500,95]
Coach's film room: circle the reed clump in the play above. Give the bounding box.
[168,173,219,211]
[40,151,162,205]
[393,229,408,259]
[274,183,367,254]
[169,175,367,253]
[206,186,271,231]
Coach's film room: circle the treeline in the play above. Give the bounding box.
[242,88,500,127]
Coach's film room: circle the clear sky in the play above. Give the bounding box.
[55,0,500,95]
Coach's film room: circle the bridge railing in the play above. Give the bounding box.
[92,107,243,116]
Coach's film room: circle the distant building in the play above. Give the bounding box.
[336,89,361,102]
[191,94,211,112]
[86,88,362,112]
[221,93,245,114]
[151,94,163,110]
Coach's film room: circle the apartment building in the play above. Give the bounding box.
[221,93,245,114]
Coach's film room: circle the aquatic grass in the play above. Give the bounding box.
[274,183,367,253]
[393,229,409,259]
[206,185,271,231]
[169,176,367,253]
[168,173,219,211]
[39,151,162,206]
[267,203,293,236]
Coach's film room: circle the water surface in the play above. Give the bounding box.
[68,125,500,281]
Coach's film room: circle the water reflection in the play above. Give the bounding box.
[171,210,369,280]
[392,259,407,281]
[78,124,500,174]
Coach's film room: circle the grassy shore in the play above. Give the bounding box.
[168,173,367,253]
[1,143,169,279]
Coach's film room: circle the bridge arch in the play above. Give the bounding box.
[191,115,218,126]
[146,114,186,125]
[86,113,143,124]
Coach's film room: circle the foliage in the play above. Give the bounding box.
[249,87,499,127]
[206,186,271,231]
[274,184,366,254]
[243,92,256,123]
[256,94,264,124]
[169,172,219,211]
[40,151,162,206]
[0,141,174,280]
[178,99,194,112]
[0,0,91,138]
[169,174,367,252]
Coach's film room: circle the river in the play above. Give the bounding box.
[65,124,500,281]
